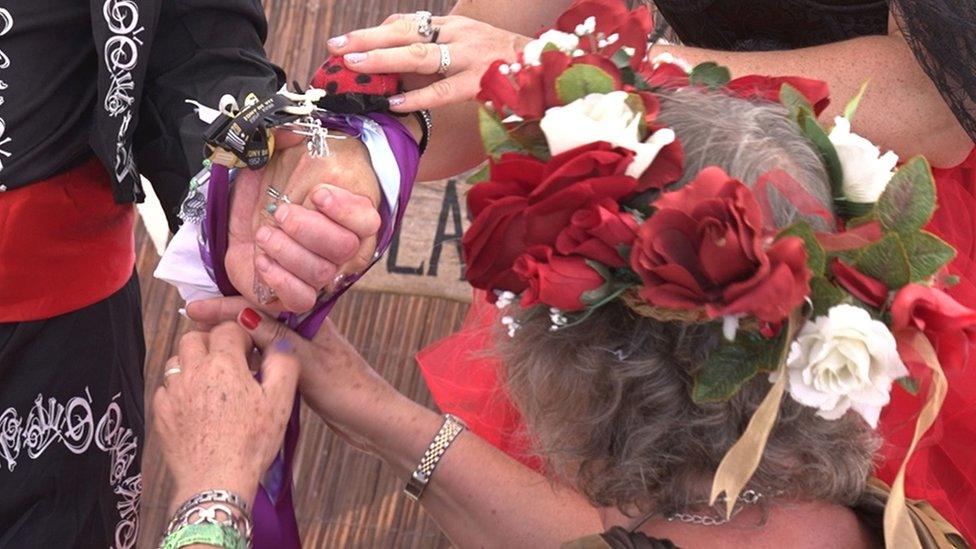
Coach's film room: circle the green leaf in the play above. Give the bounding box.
[692,331,785,403]
[797,109,845,201]
[778,221,826,275]
[877,156,936,234]
[477,106,522,159]
[853,233,911,289]
[810,276,847,316]
[555,64,617,104]
[688,61,731,89]
[896,376,919,396]
[835,200,875,220]
[902,231,957,281]
[843,80,870,122]
[466,163,490,185]
[507,121,551,161]
[612,48,634,70]
[780,83,815,118]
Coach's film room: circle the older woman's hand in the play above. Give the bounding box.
[153,323,299,510]
[326,14,530,112]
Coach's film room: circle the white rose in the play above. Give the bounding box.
[771,304,908,428]
[522,30,580,66]
[828,116,899,203]
[650,52,692,73]
[539,91,675,178]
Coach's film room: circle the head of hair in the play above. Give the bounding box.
[499,88,877,515]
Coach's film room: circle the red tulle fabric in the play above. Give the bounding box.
[416,149,976,542]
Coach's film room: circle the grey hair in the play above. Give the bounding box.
[499,89,877,515]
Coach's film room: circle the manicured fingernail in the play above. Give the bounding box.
[312,186,333,208]
[388,94,406,107]
[328,35,348,48]
[255,254,271,273]
[274,339,294,354]
[344,52,367,64]
[177,307,188,318]
[274,204,289,224]
[240,308,261,330]
[265,203,277,214]
[256,226,272,244]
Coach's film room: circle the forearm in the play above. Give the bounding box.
[300,337,601,547]
[652,33,971,166]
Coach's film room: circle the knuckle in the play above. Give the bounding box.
[334,232,360,260]
[408,42,428,59]
[432,79,453,99]
[394,18,414,36]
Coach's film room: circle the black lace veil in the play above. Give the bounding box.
[890,1,976,142]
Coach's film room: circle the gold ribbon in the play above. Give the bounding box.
[708,316,797,517]
[884,331,948,549]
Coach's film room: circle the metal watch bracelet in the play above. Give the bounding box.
[403,414,466,501]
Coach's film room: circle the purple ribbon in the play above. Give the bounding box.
[201,112,420,548]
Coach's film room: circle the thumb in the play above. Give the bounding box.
[235,307,309,359]
[258,340,300,423]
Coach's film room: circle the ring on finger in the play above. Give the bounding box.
[414,11,434,40]
[163,364,182,387]
[437,43,452,75]
[429,26,441,43]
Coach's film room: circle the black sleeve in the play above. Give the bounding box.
[890,1,976,145]
[134,0,285,232]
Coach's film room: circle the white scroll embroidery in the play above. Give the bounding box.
[0,8,14,177]
[102,0,143,188]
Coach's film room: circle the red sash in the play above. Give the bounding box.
[0,158,135,322]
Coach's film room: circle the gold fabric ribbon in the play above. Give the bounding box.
[884,331,949,549]
[708,316,797,517]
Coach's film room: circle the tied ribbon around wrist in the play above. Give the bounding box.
[193,88,420,547]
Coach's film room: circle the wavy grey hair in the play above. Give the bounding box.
[499,89,878,515]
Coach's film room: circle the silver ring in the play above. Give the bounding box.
[414,11,434,40]
[163,366,182,387]
[437,43,452,75]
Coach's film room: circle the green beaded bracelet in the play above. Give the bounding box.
[160,523,246,549]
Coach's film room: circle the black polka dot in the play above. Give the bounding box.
[326,64,343,74]
[355,74,373,84]
[325,81,339,94]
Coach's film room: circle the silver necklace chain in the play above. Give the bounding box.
[665,489,764,526]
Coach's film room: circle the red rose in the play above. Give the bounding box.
[463,142,639,293]
[554,0,653,69]
[637,124,684,192]
[830,258,889,308]
[638,61,691,89]
[556,197,638,267]
[726,75,831,116]
[478,52,623,119]
[629,167,811,322]
[891,283,976,372]
[513,246,608,311]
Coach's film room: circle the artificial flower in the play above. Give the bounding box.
[555,197,638,267]
[726,75,831,116]
[554,0,652,68]
[829,116,898,204]
[522,30,580,66]
[830,258,889,308]
[539,91,677,182]
[463,142,638,293]
[513,246,608,311]
[775,304,908,427]
[630,167,810,322]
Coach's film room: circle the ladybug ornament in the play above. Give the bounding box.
[310,55,401,114]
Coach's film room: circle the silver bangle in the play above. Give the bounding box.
[403,414,466,501]
[164,489,253,543]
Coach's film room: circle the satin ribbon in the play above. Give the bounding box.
[201,112,420,548]
[885,331,949,549]
[708,315,798,517]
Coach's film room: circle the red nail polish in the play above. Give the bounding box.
[240,308,261,330]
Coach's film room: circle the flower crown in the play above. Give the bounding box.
[461,0,976,544]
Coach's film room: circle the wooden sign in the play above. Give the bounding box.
[356,176,473,303]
